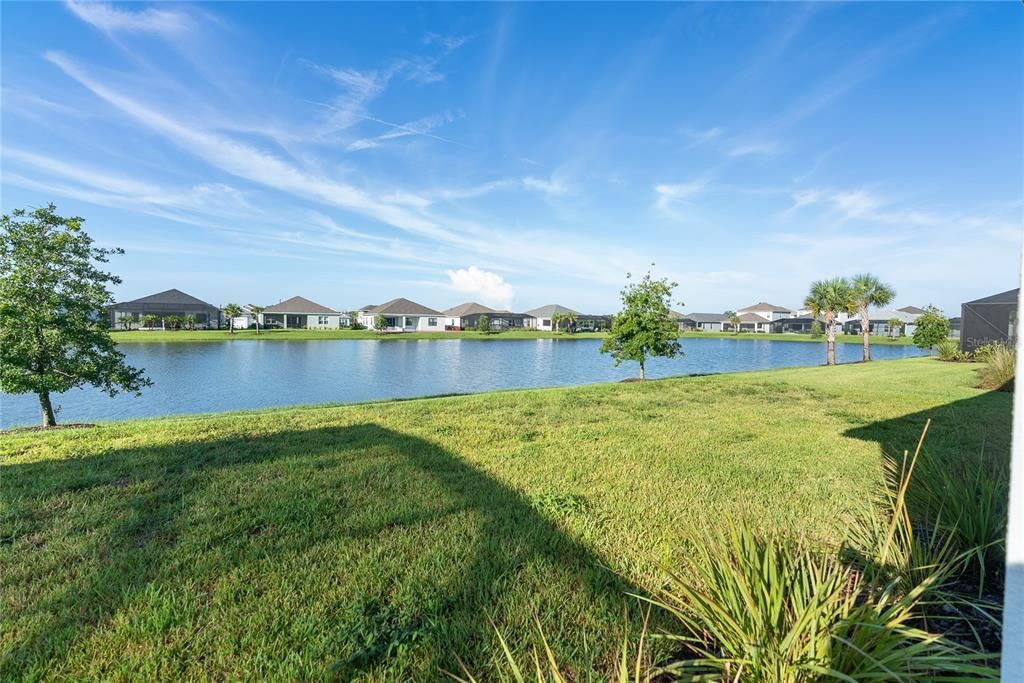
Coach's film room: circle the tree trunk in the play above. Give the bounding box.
[826,318,837,366]
[639,359,645,381]
[39,391,56,427]
[861,306,871,362]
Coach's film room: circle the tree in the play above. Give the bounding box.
[887,317,903,339]
[725,310,740,335]
[142,314,159,329]
[164,314,182,331]
[223,303,242,334]
[374,314,387,333]
[564,311,578,334]
[804,277,856,366]
[600,270,683,380]
[810,320,823,338]
[0,204,150,427]
[851,273,896,361]
[248,305,265,334]
[349,311,364,330]
[912,306,949,353]
[476,314,490,334]
[550,312,563,333]
[183,314,197,331]
[121,313,138,330]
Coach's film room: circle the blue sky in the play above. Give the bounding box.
[2,2,1021,315]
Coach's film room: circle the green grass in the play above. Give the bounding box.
[0,358,1009,680]
[111,327,912,345]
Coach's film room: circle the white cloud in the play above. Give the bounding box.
[445,266,516,310]
[727,140,780,158]
[347,110,463,151]
[522,175,568,196]
[654,181,707,209]
[65,1,191,35]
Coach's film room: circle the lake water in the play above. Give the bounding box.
[0,338,925,428]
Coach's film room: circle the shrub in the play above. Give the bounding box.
[937,338,969,362]
[977,344,1015,392]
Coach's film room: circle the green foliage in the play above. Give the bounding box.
[977,343,1015,392]
[222,303,242,334]
[912,305,950,351]
[374,314,387,332]
[142,314,159,329]
[888,317,904,338]
[0,204,150,426]
[348,311,365,330]
[600,269,682,379]
[851,274,896,361]
[937,338,969,362]
[476,314,490,334]
[804,277,856,365]
[725,310,740,334]
[182,314,197,331]
[163,315,183,331]
[247,305,264,334]
[809,320,823,338]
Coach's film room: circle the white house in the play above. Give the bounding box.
[261,296,346,330]
[359,298,443,332]
[523,304,576,331]
[676,312,731,331]
[843,309,921,337]
[738,302,797,322]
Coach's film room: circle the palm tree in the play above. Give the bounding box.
[726,310,740,335]
[550,312,563,333]
[142,314,159,330]
[851,273,896,361]
[248,305,265,334]
[223,303,242,335]
[804,277,856,366]
[183,314,197,331]
[564,311,578,334]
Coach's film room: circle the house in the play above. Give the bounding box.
[676,312,731,332]
[897,305,929,315]
[261,296,346,330]
[574,314,613,331]
[770,317,821,333]
[736,312,773,333]
[843,310,920,337]
[443,302,532,330]
[960,288,1019,352]
[738,302,797,322]
[109,288,220,329]
[359,298,443,332]
[524,304,576,331]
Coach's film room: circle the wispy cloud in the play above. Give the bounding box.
[347,110,464,151]
[654,181,708,210]
[727,140,780,158]
[681,126,724,147]
[65,1,191,36]
[522,175,569,197]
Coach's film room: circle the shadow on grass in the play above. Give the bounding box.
[1,423,638,679]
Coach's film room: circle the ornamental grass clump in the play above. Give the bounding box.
[976,343,1015,392]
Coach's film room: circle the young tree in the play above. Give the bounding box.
[810,320,824,338]
[726,311,741,334]
[374,314,387,333]
[248,305,265,334]
[349,311,364,330]
[912,306,950,353]
[550,312,563,333]
[223,303,242,334]
[564,311,578,334]
[0,204,150,427]
[804,277,856,366]
[600,270,683,380]
[887,317,903,339]
[183,314,197,331]
[142,314,159,329]
[476,314,490,334]
[164,314,182,331]
[121,313,138,330]
[851,273,896,361]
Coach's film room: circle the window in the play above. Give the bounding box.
[427,317,437,327]
[542,319,551,326]
[385,317,397,328]
[405,317,415,327]
[318,315,329,325]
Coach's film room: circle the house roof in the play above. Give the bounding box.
[964,288,1020,306]
[896,305,928,315]
[443,302,498,317]
[263,296,339,314]
[118,288,217,308]
[525,304,576,317]
[737,312,771,323]
[679,312,730,323]
[849,310,919,324]
[738,302,794,313]
[370,298,441,316]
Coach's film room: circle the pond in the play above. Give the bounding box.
[0,337,925,428]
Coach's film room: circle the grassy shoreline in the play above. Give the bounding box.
[110,327,914,345]
[0,358,1007,679]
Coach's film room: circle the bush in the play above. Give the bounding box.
[937,338,969,362]
[977,343,1015,392]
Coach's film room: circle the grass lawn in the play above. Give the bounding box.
[0,358,1009,680]
[111,327,913,345]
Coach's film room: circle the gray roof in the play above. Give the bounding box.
[117,288,217,308]
[443,302,498,317]
[370,298,441,316]
[964,288,1019,306]
[524,304,576,317]
[737,312,771,323]
[678,312,730,323]
[896,305,928,315]
[738,302,794,313]
[264,296,339,314]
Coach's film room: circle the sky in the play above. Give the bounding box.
[1,2,1021,316]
